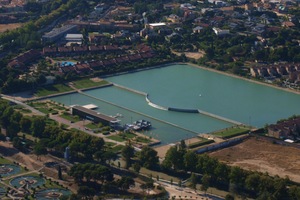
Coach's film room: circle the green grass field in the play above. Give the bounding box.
[107,132,136,142]
[110,145,124,153]
[60,113,80,122]
[85,122,101,129]
[72,79,109,89]
[135,136,151,143]
[188,138,214,149]
[0,156,13,164]
[35,84,73,97]
[212,126,250,139]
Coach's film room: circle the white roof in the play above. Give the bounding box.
[284,139,294,143]
[82,104,98,109]
[149,23,166,27]
[65,34,83,39]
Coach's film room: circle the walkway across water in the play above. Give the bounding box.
[113,83,244,126]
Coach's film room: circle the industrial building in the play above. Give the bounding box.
[42,25,78,43]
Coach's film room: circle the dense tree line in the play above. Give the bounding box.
[0,99,108,162]
[0,0,87,52]
[161,142,300,199]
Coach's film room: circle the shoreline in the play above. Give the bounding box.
[101,61,300,96]
[187,62,300,95]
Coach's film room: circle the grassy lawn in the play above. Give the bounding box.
[30,102,47,107]
[19,108,32,114]
[107,135,127,142]
[71,79,109,89]
[36,107,53,114]
[188,138,214,149]
[85,122,101,129]
[35,84,73,97]
[107,132,136,142]
[135,136,151,143]
[45,118,58,126]
[0,156,14,164]
[212,126,250,139]
[70,128,86,134]
[60,113,80,122]
[110,145,124,153]
[139,168,180,183]
[124,132,136,139]
[105,142,116,147]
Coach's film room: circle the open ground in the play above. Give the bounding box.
[209,136,300,183]
[0,24,23,33]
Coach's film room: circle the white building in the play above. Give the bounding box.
[212,27,230,36]
[65,34,83,44]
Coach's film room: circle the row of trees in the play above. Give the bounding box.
[119,140,300,199]
[160,142,300,199]
[0,100,114,162]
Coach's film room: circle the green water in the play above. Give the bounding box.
[50,64,300,144]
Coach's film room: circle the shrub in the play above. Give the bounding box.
[103,131,110,135]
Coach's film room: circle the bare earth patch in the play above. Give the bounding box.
[172,50,205,60]
[209,137,300,183]
[90,77,103,82]
[0,23,23,33]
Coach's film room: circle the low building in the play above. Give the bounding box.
[268,117,300,140]
[42,25,78,43]
[212,27,230,36]
[71,105,119,126]
[65,34,83,44]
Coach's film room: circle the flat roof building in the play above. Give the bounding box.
[42,25,78,43]
[71,105,119,126]
[65,34,83,44]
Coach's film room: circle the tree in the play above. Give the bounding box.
[138,146,159,169]
[201,174,210,195]
[245,172,260,192]
[162,146,184,171]
[34,142,47,160]
[57,165,62,180]
[189,173,198,190]
[20,117,32,133]
[102,151,118,164]
[117,176,135,191]
[78,186,96,197]
[184,150,197,171]
[133,162,141,173]
[121,144,134,169]
[141,180,154,195]
[31,117,46,137]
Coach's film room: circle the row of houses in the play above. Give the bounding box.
[8,50,41,69]
[250,64,300,83]
[59,51,155,74]
[268,117,300,141]
[43,45,120,57]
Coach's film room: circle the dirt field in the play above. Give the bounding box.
[209,137,300,183]
[172,50,205,60]
[0,23,23,33]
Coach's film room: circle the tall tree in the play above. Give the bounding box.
[34,142,47,160]
[138,146,159,169]
[121,144,134,169]
[189,173,198,190]
[31,116,46,137]
[201,174,210,195]
[117,176,135,191]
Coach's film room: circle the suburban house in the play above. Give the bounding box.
[212,27,230,36]
[8,50,41,69]
[268,117,300,141]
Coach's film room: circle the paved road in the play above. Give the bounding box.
[1,95,45,116]
[1,95,126,146]
[157,180,224,200]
